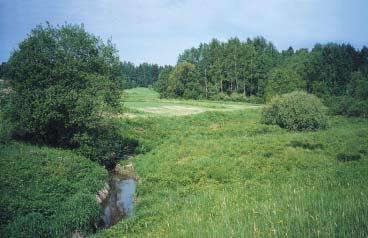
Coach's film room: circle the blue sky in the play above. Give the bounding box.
[0,0,367,65]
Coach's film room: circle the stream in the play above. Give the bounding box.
[100,175,136,228]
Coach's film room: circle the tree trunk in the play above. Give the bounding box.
[204,68,208,98]
[243,78,246,96]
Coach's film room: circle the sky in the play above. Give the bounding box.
[0,0,367,65]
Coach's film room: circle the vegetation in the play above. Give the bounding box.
[0,143,107,237]
[123,87,260,117]
[154,38,368,117]
[122,62,171,88]
[93,88,368,237]
[262,91,328,131]
[0,23,130,164]
[1,19,368,237]
[264,68,305,102]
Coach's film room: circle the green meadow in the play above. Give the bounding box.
[1,87,368,237]
[92,87,368,237]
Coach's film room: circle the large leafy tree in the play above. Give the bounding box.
[3,23,123,146]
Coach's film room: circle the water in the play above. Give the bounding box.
[101,178,136,228]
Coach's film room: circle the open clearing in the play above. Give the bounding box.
[122,87,261,117]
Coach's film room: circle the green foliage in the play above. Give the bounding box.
[0,143,107,237]
[304,43,353,96]
[264,68,305,101]
[0,111,12,143]
[326,96,368,118]
[122,62,163,88]
[155,37,278,99]
[156,62,202,99]
[210,92,264,104]
[262,91,328,131]
[75,119,138,164]
[155,37,368,119]
[2,23,122,149]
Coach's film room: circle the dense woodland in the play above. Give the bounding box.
[153,37,368,117]
[121,62,165,88]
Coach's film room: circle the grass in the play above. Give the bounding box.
[1,87,367,237]
[94,88,368,237]
[122,87,261,117]
[0,142,107,237]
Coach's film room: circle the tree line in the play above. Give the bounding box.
[153,37,368,116]
[121,61,166,88]
[1,32,367,117]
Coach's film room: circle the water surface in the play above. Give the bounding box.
[101,178,136,227]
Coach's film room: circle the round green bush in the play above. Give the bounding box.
[261,91,328,131]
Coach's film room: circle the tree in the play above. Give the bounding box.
[3,23,123,149]
[167,62,198,98]
[305,43,353,96]
[154,65,174,97]
[0,62,7,79]
[264,68,305,101]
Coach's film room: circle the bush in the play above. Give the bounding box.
[262,91,328,131]
[2,23,123,162]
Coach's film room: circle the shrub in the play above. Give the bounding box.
[262,91,328,131]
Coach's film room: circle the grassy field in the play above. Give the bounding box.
[94,88,368,237]
[122,87,261,117]
[1,87,367,237]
